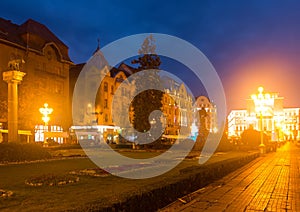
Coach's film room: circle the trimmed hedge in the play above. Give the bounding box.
[0,142,51,163]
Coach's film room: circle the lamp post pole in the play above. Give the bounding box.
[252,86,266,154]
[259,111,265,153]
[39,103,53,147]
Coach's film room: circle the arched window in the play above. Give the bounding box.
[111,85,114,94]
[104,82,108,92]
[104,99,108,108]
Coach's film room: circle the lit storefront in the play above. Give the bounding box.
[34,125,64,144]
[34,103,67,144]
[69,125,120,144]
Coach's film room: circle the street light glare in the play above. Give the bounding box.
[39,103,53,125]
[251,94,257,100]
[258,86,264,93]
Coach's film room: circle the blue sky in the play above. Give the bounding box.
[1,0,300,111]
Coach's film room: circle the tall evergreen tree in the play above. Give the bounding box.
[131,35,163,140]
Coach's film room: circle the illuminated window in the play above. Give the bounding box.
[34,125,64,144]
[34,125,47,142]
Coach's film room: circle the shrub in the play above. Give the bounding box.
[0,142,51,163]
[0,189,13,198]
[25,174,79,186]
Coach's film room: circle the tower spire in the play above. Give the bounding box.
[93,38,100,55]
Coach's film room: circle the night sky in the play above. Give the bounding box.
[1,0,300,112]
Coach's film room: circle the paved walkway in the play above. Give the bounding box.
[160,142,300,211]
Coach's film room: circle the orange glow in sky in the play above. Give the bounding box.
[223,55,300,111]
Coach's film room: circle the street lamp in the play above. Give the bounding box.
[251,86,269,154]
[39,103,53,146]
[39,103,53,126]
[149,118,156,138]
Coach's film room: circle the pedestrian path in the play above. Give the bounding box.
[160,142,300,211]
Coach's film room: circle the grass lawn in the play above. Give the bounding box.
[0,150,256,211]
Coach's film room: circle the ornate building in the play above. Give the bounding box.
[0,18,73,142]
[228,87,300,141]
[161,78,194,137]
[69,49,135,143]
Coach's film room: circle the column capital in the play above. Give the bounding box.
[3,71,26,84]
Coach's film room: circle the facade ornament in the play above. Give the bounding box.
[8,59,25,71]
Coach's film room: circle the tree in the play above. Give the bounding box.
[131,35,161,71]
[131,35,163,141]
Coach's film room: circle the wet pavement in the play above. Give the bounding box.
[160,142,300,211]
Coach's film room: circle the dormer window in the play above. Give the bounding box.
[47,50,52,60]
[116,75,124,82]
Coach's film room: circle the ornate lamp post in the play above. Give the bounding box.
[251,86,269,154]
[39,103,53,126]
[39,103,53,146]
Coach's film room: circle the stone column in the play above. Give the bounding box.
[3,71,26,142]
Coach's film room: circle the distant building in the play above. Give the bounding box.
[139,78,219,140]
[0,18,73,142]
[227,110,249,138]
[161,77,193,137]
[228,87,300,141]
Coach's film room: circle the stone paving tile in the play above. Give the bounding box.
[160,142,300,211]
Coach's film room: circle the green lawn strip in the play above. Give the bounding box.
[78,151,259,211]
[0,151,258,211]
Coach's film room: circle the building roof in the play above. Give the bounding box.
[0,18,72,62]
[70,60,136,80]
[110,63,136,78]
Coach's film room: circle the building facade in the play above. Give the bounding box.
[69,50,136,143]
[0,18,219,144]
[161,78,219,140]
[161,78,194,137]
[228,87,300,141]
[194,96,218,134]
[0,18,73,142]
